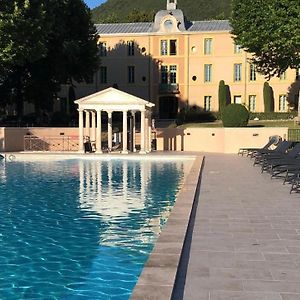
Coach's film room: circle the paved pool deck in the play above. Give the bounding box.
[175,153,300,300]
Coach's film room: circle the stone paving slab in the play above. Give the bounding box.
[182,153,300,300]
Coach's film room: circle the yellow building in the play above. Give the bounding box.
[60,0,298,119]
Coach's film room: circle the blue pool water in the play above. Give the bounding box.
[0,158,192,299]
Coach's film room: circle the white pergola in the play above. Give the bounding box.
[75,87,155,154]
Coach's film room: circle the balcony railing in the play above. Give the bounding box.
[159,83,179,94]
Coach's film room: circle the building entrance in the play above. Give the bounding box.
[159,96,178,119]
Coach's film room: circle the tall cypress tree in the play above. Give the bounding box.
[263,82,274,113]
[218,80,227,115]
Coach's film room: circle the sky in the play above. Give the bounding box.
[83,0,106,9]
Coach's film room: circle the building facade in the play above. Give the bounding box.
[60,0,298,119]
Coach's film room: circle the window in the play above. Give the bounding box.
[161,40,168,55]
[204,38,212,55]
[100,66,107,84]
[160,39,177,56]
[250,64,256,81]
[234,95,242,104]
[127,41,134,56]
[234,64,242,81]
[234,43,242,54]
[161,66,168,84]
[204,96,212,111]
[169,40,177,55]
[204,64,212,82]
[280,71,286,80]
[99,42,107,56]
[249,95,256,112]
[160,65,177,84]
[279,94,287,112]
[169,65,177,83]
[128,66,135,83]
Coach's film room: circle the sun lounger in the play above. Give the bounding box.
[253,141,293,166]
[238,135,280,157]
[261,143,300,173]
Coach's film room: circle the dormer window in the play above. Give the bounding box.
[164,20,173,31]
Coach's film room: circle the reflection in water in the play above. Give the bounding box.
[78,159,191,247]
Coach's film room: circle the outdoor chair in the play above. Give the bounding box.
[290,172,300,193]
[253,140,293,166]
[238,135,280,157]
[261,143,300,173]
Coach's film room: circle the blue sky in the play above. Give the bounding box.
[84,0,106,9]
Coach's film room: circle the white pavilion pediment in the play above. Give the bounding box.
[75,87,154,109]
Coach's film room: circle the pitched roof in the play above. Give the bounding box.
[188,20,231,32]
[95,20,232,35]
[95,23,153,35]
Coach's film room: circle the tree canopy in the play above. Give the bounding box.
[0,0,100,118]
[231,0,300,78]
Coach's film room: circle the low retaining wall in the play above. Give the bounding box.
[0,127,289,153]
[155,127,288,153]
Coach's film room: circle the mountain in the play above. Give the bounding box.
[91,0,231,24]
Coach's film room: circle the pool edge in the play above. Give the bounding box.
[131,155,204,300]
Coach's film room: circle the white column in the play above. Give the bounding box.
[140,110,146,154]
[91,111,96,142]
[85,111,90,138]
[107,111,113,151]
[96,110,102,153]
[78,109,84,153]
[144,112,149,153]
[122,110,128,154]
[148,114,152,153]
[132,111,136,152]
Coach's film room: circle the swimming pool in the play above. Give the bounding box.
[0,157,193,299]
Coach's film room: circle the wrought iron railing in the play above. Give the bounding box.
[159,83,179,94]
[24,136,79,152]
[288,129,300,142]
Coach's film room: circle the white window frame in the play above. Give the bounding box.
[279,94,287,112]
[128,66,135,84]
[204,64,212,82]
[234,64,242,81]
[250,64,256,81]
[127,41,135,56]
[234,43,242,54]
[234,95,242,104]
[99,42,107,57]
[204,96,212,111]
[248,95,256,112]
[100,66,107,84]
[204,38,212,55]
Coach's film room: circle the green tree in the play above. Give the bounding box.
[231,0,300,78]
[126,9,155,22]
[263,82,274,113]
[0,0,100,118]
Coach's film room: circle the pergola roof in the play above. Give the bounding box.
[75,87,155,111]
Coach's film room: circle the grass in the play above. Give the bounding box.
[176,120,300,129]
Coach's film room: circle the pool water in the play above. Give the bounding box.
[0,158,192,299]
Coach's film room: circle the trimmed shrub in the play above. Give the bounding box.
[222,104,249,127]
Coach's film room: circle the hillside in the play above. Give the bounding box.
[91,0,231,24]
